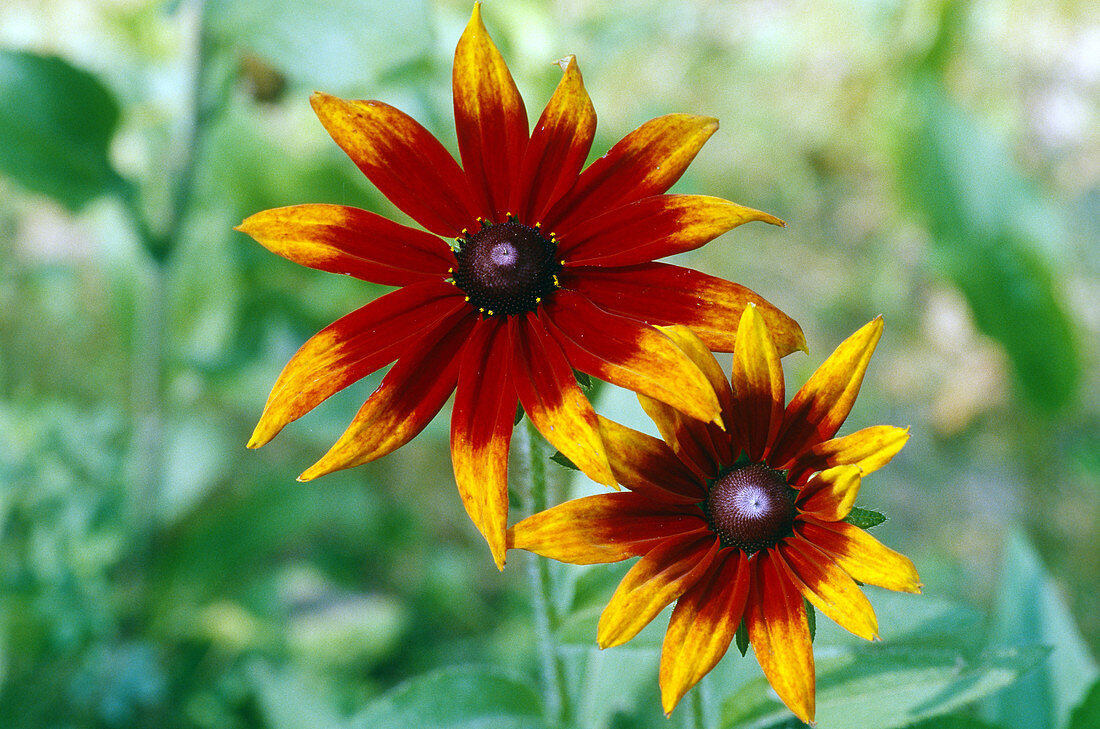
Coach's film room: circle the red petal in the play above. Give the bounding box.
[249,281,465,448]
[298,309,477,480]
[451,318,517,569]
[310,93,475,237]
[237,204,455,285]
[543,291,721,425]
[514,55,596,223]
[597,416,706,503]
[453,4,529,221]
[543,114,719,233]
[512,314,615,486]
[638,394,723,482]
[563,263,805,355]
[559,194,783,267]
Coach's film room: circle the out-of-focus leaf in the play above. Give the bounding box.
[348,665,549,729]
[0,50,123,210]
[721,646,1047,729]
[982,531,1098,729]
[907,715,1005,729]
[251,663,346,729]
[1067,679,1100,729]
[845,506,887,530]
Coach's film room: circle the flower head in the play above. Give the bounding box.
[508,306,921,722]
[237,4,803,568]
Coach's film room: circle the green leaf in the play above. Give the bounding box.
[550,451,580,471]
[1068,679,1100,729]
[348,665,550,729]
[0,49,123,210]
[982,531,1099,729]
[251,663,346,729]
[845,507,887,530]
[906,715,1005,729]
[805,600,816,643]
[735,619,750,657]
[721,646,1047,729]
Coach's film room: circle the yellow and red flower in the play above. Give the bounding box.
[508,306,921,722]
[237,4,803,568]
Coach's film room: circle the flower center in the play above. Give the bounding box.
[704,462,795,553]
[452,219,561,316]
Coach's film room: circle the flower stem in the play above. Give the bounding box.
[689,682,707,729]
[519,419,570,725]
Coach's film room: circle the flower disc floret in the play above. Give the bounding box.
[452,219,561,316]
[704,462,795,553]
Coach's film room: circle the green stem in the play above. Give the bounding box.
[689,681,707,729]
[519,419,570,726]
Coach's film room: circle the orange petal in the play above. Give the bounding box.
[597,416,705,503]
[778,539,879,641]
[798,518,922,594]
[560,194,783,267]
[453,3,529,221]
[249,281,465,448]
[730,304,786,462]
[310,93,475,237]
[236,204,454,285]
[787,425,911,485]
[638,394,723,481]
[451,318,517,569]
[597,535,717,648]
[514,55,596,223]
[655,324,737,458]
[770,317,884,469]
[563,262,805,355]
[797,465,862,522]
[544,114,718,233]
[297,310,476,480]
[544,291,721,425]
[512,314,615,486]
[659,551,750,715]
[507,491,707,565]
[746,553,816,724]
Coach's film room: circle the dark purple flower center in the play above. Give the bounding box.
[452,219,561,316]
[704,462,795,554]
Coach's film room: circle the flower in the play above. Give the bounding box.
[236,4,803,569]
[508,305,921,722]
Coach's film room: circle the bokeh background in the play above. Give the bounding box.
[1,0,1097,727]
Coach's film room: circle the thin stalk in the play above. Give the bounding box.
[689,681,707,729]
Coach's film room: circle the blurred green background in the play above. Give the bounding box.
[1,0,1097,727]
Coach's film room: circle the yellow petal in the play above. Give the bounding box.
[797,464,863,522]
[779,539,879,641]
[731,304,786,462]
[799,518,922,594]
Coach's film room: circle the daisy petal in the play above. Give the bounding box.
[747,554,816,724]
[799,518,922,594]
[597,416,706,503]
[660,551,750,715]
[515,55,596,223]
[249,281,465,448]
[563,263,805,355]
[236,204,454,285]
[656,325,737,450]
[310,93,474,237]
[638,394,723,481]
[544,291,721,425]
[544,114,718,233]
[787,425,911,485]
[453,3,529,221]
[451,318,517,569]
[779,539,879,641]
[797,464,862,522]
[507,491,707,565]
[731,304,786,462]
[513,314,615,486]
[598,535,717,648]
[560,194,783,267]
[298,309,477,480]
[770,317,884,469]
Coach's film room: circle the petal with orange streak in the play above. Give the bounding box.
[310,93,474,237]
[512,313,615,486]
[543,114,719,233]
[507,491,707,565]
[659,550,751,715]
[746,553,816,724]
[770,317,884,469]
[453,3,529,221]
[451,318,517,569]
[798,518,922,594]
[298,309,476,480]
[778,539,879,641]
[543,291,720,425]
[563,262,805,355]
[598,535,717,648]
[249,281,465,448]
[559,194,783,267]
[730,304,786,462]
[514,55,596,223]
[797,464,862,522]
[236,204,454,285]
[596,415,706,503]
[787,425,911,485]
[638,393,723,482]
